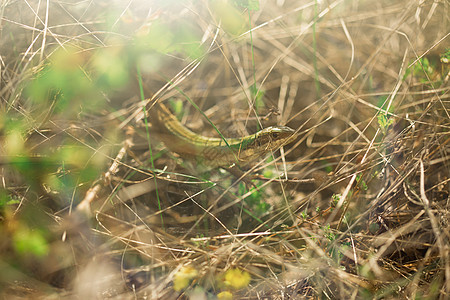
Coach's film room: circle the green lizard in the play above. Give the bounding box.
[145,101,297,167]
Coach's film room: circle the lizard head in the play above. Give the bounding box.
[251,126,298,151]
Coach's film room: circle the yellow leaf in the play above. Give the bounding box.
[173,266,198,291]
[224,268,251,290]
[218,291,233,299]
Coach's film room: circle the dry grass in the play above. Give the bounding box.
[0,0,449,299]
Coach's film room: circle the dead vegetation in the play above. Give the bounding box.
[0,0,449,299]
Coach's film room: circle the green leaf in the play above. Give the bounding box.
[0,193,20,208]
[250,85,265,109]
[235,0,260,10]
[377,114,394,135]
[168,98,184,119]
[356,174,368,191]
[13,226,49,257]
[211,0,248,36]
[92,48,130,88]
[135,19,204,59]
[25,47,104,116]
[440,48,450,64]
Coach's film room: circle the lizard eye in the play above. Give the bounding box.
[271,132,279,139]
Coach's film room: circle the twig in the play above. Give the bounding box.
[76,127,134,216]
